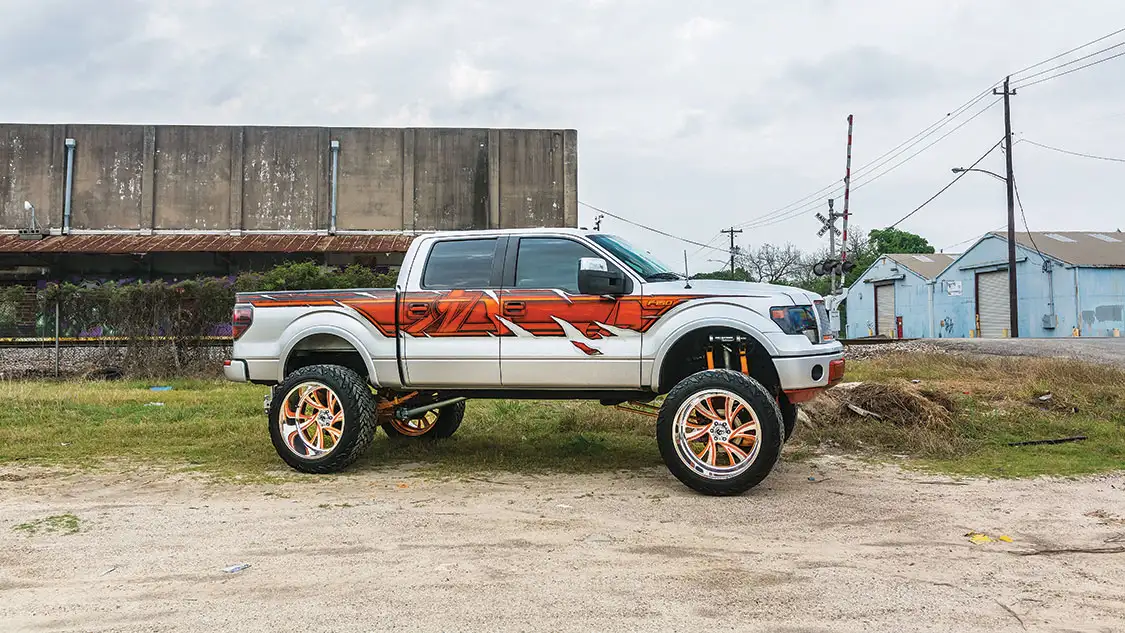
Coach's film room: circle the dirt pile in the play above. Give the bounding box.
[804,382,954,428]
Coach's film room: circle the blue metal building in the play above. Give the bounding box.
[844,253,959,339]
[932,231,1125,338]
[845,231,1125,339]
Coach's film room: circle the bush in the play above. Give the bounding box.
[34,263,398,377]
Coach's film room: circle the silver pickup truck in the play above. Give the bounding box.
[225,228,844,495]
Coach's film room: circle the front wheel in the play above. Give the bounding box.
[657,369,784,496]
[382,401,466,440]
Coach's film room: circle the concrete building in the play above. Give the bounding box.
[844,253,959,339]
[934,231,1125,338]
[0,124,578,281]
[845,231,1125,339]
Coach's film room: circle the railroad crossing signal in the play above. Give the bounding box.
[816,212,841,238]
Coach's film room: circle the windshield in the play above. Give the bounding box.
[589,234,680,281]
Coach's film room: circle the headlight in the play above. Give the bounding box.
[770,305,818,344]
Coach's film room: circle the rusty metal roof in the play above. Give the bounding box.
[0,233,415,254]
[990,231,1125,268]
[886,253,960,280]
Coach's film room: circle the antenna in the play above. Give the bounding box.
[683,250,692,289]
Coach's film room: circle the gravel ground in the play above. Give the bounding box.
[844,337,1125,368]
[2,462,1123,633]
[0,346,229,379]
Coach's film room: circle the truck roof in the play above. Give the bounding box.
[412,227,593,239]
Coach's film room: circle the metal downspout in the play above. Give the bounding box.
[63,138,76,235]
[329,140,340,235]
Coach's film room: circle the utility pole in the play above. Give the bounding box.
[994,76,1019,337]
[721,227,743,275]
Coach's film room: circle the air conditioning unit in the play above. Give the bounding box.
[17,227,49,241]
[1041,314,1058,329]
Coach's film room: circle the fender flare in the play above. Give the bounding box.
[649,316,776,392]
[278,319,378,386]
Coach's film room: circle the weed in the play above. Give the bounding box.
[14,513,81,536]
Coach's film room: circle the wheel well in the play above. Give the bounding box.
[657,327,780,395]
[284,333,370,382]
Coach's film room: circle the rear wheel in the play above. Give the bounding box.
[268,365,377,474]
[657,369,784,496]
[382,401,466,440]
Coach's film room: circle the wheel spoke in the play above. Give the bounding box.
[717,440,749,462]
[684,425,711,441]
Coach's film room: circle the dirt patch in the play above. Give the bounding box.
[0,464,1122,632]
[805,382,953,428]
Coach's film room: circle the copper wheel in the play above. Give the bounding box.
[387,411,439,437]
[277,381,345,458]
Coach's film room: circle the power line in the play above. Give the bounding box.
[729,86,1001,229]
[1021,138,1125,163]
[737,98,1004,232]
[1010,40,1125,84]
[1013,49,1125,89]
[1011,175,1046,263]
[730,27,1125,234]
[887,138,1005,229]
[1009,26,1125,77]
[734,93,1001,231]
[577,201,729,253]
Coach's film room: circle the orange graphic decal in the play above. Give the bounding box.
[241,290,707,338]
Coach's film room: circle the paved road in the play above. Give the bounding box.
[927,337,1125,368]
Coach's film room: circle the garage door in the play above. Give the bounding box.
[875,283,896,338]
[977,271,1010,338]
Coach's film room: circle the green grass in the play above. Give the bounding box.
[0,379,662,475]
[794,353,1125,478]
[14,513,82,536]
[0,353,1122,479]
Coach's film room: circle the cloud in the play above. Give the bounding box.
[675,17,725,42]
[448,53,499,101]
[0,0,1123,270]
[783,46,949,101]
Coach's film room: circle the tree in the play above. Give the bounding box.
[867,228,934,255]
[692,268,754,282]
[735,242,806,284]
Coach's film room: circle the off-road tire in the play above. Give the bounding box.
[382,401,466,440]
[268,364,377,474]
[657,369,784,496]
[779,394,798,442]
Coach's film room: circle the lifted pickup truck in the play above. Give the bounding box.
[226,228,844,495]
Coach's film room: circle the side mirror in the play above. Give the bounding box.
[578,257,633,295]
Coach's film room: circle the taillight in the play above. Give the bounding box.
[232,306,253,340]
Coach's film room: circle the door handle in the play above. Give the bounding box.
[503,301,526,316]
[406,302,430,318]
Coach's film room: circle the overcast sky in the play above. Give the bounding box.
[3,0,1124,271]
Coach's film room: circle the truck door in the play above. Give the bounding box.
[399,237,504,387]
[498,236,642,388]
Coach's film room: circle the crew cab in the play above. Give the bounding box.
[226,228,844,495]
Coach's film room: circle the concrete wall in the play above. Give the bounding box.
[0,124,578,234]
[845,256,933,339]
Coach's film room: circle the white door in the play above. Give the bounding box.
[400,237,502,387]
[875,283,896,338]
[977,271,1010,338]
[498,236,642,388]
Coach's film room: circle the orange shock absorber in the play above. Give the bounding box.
[705,345,715,370]
[738,341,749,374]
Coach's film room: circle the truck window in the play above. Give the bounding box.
[514,237,600,293]
[422,238,498,289]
